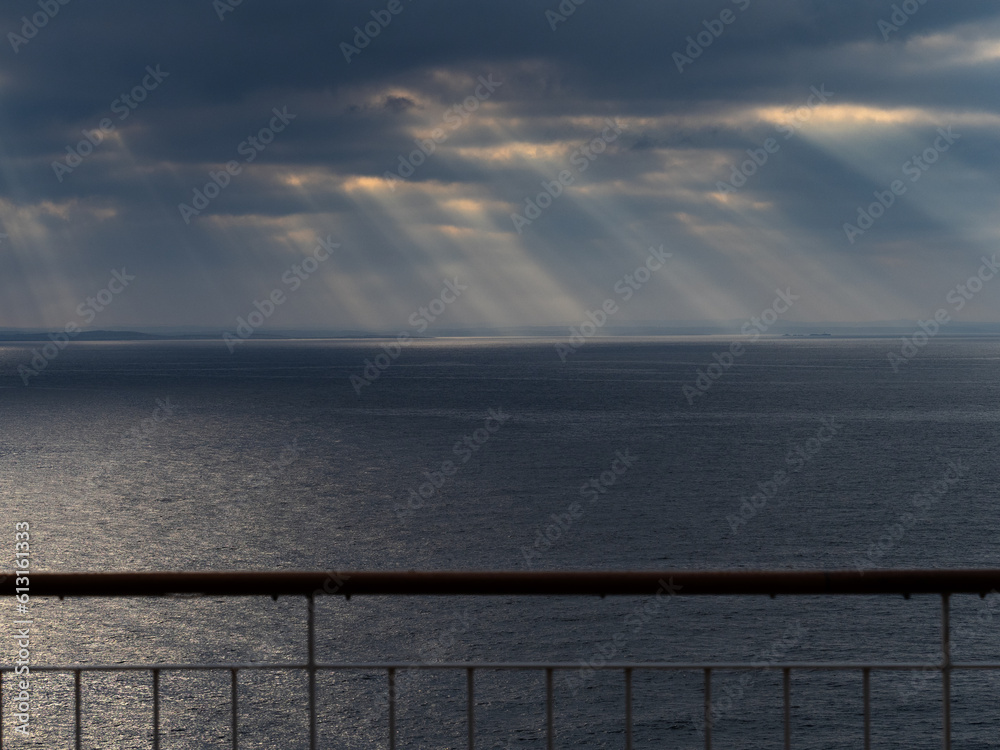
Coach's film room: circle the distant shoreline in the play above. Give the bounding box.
[5,329,1000,343]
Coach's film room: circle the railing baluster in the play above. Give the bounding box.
[231,668,238,750]
[783,667,791,750]
[467,667,475,749]
[152,668,160,750]
[546,667,554,750]
[307,594,316,750]
[704,667,712,750]
[862,667,870,750]
[388,667,396,750]
[624,667,633,750]
[74,669,82,750]
[942,593,951,750]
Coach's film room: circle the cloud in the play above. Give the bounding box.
[1,0,1000,330]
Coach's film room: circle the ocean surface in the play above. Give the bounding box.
[2,337,1000,748]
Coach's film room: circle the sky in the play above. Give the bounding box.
[1,0,999,333]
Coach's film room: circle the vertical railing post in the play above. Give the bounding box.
[388,667,397,750]
[546,667,554,750]
[624,667,633,750]
[74,669,82,750]
[783,668,791,750]
[862,668,870,750]
[942,593,951,750]
[467,667,475,749]
[230,668,239,750]
[307,594,316,750]
[152,668,160,750]
[704,668,712,750]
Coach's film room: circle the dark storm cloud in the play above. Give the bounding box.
[1,0,1000,329]
[0,1,991,183]
[1,0,990,166]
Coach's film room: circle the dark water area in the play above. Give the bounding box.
[1,338,999,748]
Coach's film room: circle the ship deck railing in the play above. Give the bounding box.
[3,569,1000,749]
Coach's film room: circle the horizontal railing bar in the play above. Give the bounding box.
[3,570,1000,597]
[4,661,1000,672]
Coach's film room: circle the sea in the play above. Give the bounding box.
[1,337,999,748]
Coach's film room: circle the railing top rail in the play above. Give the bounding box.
[3,570,1000,597]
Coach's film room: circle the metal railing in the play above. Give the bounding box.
[3,569,1000,749]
